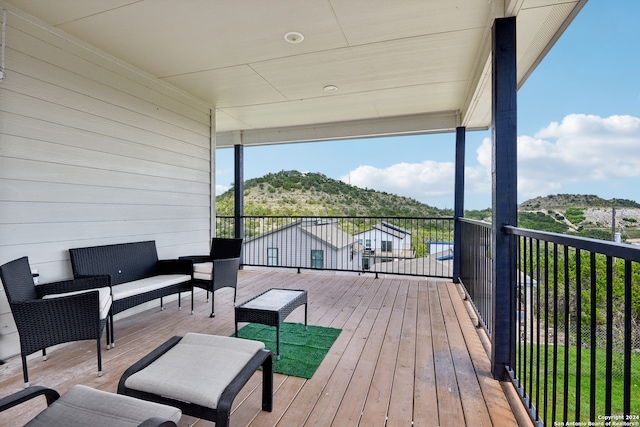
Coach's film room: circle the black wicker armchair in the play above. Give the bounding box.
[0,257,111,387]
[180,238,242,317]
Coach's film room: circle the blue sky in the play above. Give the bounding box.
[216,0,640,211]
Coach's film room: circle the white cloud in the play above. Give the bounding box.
[215,184,229,196]
[341,161,456,200]
[518,114,640,197]
[341,114,640,204]
[467,138,491,194]
[341,142,493,204]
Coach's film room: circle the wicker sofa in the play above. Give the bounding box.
[69,241,193,346]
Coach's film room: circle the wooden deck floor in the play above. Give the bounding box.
[0,269,519,426]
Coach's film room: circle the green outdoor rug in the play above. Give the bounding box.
[235,322,341,379]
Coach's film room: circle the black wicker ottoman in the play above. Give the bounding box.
[118,333,273,427]
[235,288,308,360]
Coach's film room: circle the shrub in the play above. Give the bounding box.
[565,207,585,224]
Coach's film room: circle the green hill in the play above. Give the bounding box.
[216,174,640,242]
[216,170,452,217]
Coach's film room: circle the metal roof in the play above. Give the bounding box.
[3,0,586,146]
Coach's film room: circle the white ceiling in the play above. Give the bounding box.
[3,0,587,147]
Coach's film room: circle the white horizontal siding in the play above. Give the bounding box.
[244,227,356,271]
[0,7,213,359]
[0,202,210,224]
[1,106,210,172]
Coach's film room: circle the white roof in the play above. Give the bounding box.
[301,225,356,250]
[3,0,586,145]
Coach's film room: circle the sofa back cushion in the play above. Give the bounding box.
[69,241,159,286]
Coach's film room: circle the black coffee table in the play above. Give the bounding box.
[235,288,308,360]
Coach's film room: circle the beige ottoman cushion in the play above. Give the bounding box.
[124,333,265,409]
[25,384,181,427]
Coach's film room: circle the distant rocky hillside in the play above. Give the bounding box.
[519,194,640,210]
[518,194,640,240]
[216,170,452,217]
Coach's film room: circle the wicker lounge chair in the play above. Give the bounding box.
[180,238,242,317]
[0,257,112,387]
[0,384,181,426]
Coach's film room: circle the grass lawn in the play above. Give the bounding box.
[516,343,640,423]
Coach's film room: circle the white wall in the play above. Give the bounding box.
[244,224,355,270]
[0,5,213,358]
[354,228,410,254]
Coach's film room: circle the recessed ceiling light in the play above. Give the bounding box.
[284,32,304,44]
[323,85,338,93]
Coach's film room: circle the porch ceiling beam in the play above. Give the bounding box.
[460,0,504,129]
[214,112,471,147]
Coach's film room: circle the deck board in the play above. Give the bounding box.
[387,282,417,426]
[332,280,397,425]
[0,269,519,426]
[428,279,467,426]
[413,282,439,427]
[440,282,493,426]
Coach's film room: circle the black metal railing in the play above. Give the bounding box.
[221,214,639,426]
[216,215,454,278]
[458,218,493,335]
[504,226,640,426]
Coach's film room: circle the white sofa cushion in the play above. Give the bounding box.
[124,333,265,409]
[192,262,213,281]
[112,274,191,301]
[43,287,112,319]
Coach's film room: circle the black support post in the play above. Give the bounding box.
[453,126,465,283]
[234,144,245,258]
[490,16,518,380]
